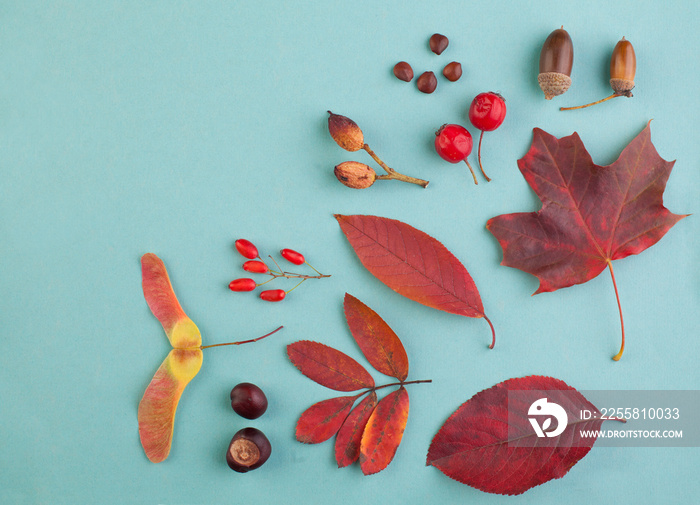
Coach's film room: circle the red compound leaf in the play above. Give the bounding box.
[287,341,374,392]
[344,293,409,381]
[334,392,378,468]
[360,387,410,475]
[296,395,358,444]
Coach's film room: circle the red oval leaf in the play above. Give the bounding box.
[296,396,357,444]
[287,341,375,391]
[336,214,495,347]
[360,387,409,475]
[426,376,606,495]
[343,293,409,381]
[334,392,378,468]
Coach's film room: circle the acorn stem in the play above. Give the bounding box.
[560,93,619,111]
[363,144,429,188]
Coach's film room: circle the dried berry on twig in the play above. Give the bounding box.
[327,111,429,189]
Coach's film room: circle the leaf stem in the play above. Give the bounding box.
[200,325,283,350]
[484,315,496,349]
[363,144,429,188]
[560,93,619,111]
[355,379,432,399]
[607,261,625,361]
[477,131,492,182]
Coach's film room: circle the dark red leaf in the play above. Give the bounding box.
[487,123,686,359]
[334,392,378,468]
[287,340,375,391]
[296,396,357,444]
[343,293,409,381]
[360,387,410,475]
[336,214,495,348]
[426,376,607,495]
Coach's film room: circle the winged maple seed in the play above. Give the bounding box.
[138,253,282,462]
[427,375,624,495]
[287,293,431,475]
[487,122,686,360]
[336,214,496,349]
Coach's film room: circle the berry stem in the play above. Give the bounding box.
[264,255,331,280]
[560,93,620,111]
[305,261,323,276]
[608,260,626,361]
[363,144,429,188]
[286,278,306,294]
[463,160,478,185]
[200,325,283,350]
[477,131,492,182]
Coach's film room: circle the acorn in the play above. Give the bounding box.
[538,27,574,100]
[609,37,636,96]
[561,37,636,111]
[334,161,376,189]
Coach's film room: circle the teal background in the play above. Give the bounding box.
[2,1,698,503]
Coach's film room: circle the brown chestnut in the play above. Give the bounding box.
[416,71,437,94]
[226,427,271,473]
[393,61,414,82]
[230,382,268,419]
[429,33,449,55]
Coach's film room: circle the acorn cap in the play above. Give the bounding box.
[538,72,572,100]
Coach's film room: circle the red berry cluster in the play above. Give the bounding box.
[229,239,330,302]
[434,92,506,184]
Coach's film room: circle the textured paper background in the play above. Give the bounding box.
[2,1,698,503]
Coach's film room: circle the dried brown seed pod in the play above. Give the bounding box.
[416,71,437,94]
[442,61,462,82]
[334,161,376,189]
[538,27,574,100]
[429,33,449,55]
[609,37,636,96]
[393,61,414,82]
[327,111,364,152]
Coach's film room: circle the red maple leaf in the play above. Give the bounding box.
[487,122,686,360]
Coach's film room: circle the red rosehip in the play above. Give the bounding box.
[235,239,259,259]
[280,249,305,265]
[468,92,506,183]
[229,278,257,292]
[434,124,478,185]
[434,124,472,163]
[260,289,286,302]
[468,92,506,132]
[243,261,269,274]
